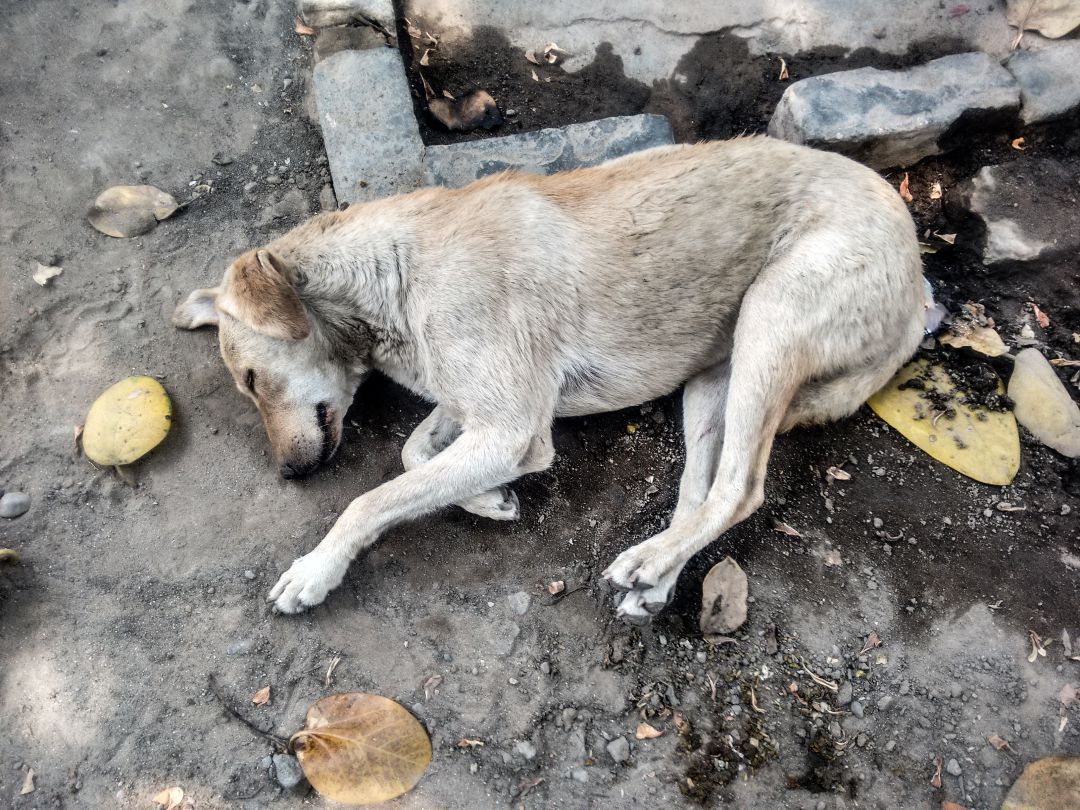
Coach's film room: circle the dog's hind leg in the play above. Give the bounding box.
[402,406,522,521]
[617,360,731,624]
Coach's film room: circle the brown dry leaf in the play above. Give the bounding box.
[699,556,748,636]
[418,70,435,101]
[858,630,882,656]
[942,803,967,810]
[441,89,455,99]
[826,465,851,481]
[778,57,789,81]
[773,520,802,537]
[152,787,184,809]
[1050,358,1080,367]
[1029,630,1047,663]
[19,768,34,795]
[899,173,914,203]
[1006,0,1080,39]
[1001,756,1080,809]
[931,755,944,788]
[547,580,565,595]
[530,68,539,82]
[989,733,1012,751]
[456,738,484,748]
[0,549,20,564]
[422,674,443,701]
[934,232,957,245]
[293,16,316,36]
[1059,683,1078,707]
[252,685,271,706]
[419,48,432,67]
[525,48,539,65]
[33,263,63,286]
[291,693,432,805]
[405,20,422,39]
[1011,136,1027,150]
[88,185,178,238]
[823,549,843,567]
[940,323,1008,357]
[929,181,943,200]
[636,722,663,740]
[73,423,84,451]
[1030,302,1051,329]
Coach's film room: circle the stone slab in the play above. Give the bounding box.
[423,114,674,188]
[1007,42,1080,124]
[313,49,425,203]
[298,0,393,28]
[767,53,1020,168]
[952,156,1080,265]
[313,25,386,63]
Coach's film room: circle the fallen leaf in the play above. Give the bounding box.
[867,359,1020,485]
[1006,0,1080,39]
[899,173,914,203]
[934,232,957,245]
[931,755,943,788]
[543,42,568,63]
[778,57,789,81]
[82,376,172,466]
[33,263,62,286]
[929,181,943,200]
[823,548,843,567]
[996,501,1026,512]
[989,733,1012,751]
[418,70,435,101]
[858,630,882,656]
[422,674,443,701]
[1050,358,1080,367]
[1011,136,1026,150]
[1059,683,1078,707]
[773,520,802,537]
[525,48,539,65]
[152,787,184,809]
[0,549,20,564]
[73,423,84,451]
[939,322,1008,357]
[252,686,271,706]
[425,89,501,132]
[635,722,663,739]
[530,68,539,82]
[291,693,432,805]
[294,16,316,36]
[547,580,565,595]
[456,738,484,748]
[1063,629,1073,658]
[699,557,748,636]
[1029,630,1047,663]
[419,48,432,66]
[88,185,178,238]
[1001,756,1080,809]
[826,465,851,481]
[1009,348,1080,458]
[1030,302,1051,329]
[19,769,34,795]
[405,20,422,38]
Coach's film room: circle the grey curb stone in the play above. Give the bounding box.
[423,114,675,188]
[298,0,393,28]
[1007,42,1080,124]
[313,49,424,204]
[768,53,1020,168]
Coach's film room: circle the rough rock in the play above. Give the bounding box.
[272,753,306,789]
[768,53,1019,168]
[507,590,531,615]
[298,0,393,28]
[0,491,30,519]
[1008,349,1080,458]
[255,188,309,229]
[313,49,424,203]
[953,157,1080,265]
[513,740,537,760]
[606,735,630,764]
[1007,42,1080,124]
[423,114,674,188]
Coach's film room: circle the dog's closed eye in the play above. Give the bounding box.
[245,369,256,393]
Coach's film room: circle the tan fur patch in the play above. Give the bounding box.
[219,250,310,340]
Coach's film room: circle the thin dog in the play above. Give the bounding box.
[173,137,926,622]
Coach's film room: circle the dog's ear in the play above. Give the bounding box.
[218,249,311,341]
[172,286,222,330]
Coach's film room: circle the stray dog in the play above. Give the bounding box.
[173,137,926,622]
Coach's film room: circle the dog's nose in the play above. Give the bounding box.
[280,463,303,480]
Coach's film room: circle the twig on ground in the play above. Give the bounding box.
[207,674,290,753]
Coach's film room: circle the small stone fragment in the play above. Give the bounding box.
[514,740,536,760]
[946,758,962,777]
[0,492,30,519]
[272,754,306,789]
[606,735,630,764]
[507,591,531,615]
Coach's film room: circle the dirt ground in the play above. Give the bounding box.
[2,3,1079,809]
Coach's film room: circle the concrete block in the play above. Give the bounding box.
[298,0,393,28]
[423,114,674,188]
[313,49,424,203]
[1007,42,1080,124]
[768,53,1020,168]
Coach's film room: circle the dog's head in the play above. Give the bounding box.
[173,248,365,479]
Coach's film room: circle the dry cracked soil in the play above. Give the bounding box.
[1,2,1079,809]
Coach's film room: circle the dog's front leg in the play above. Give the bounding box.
[268,427,548,612]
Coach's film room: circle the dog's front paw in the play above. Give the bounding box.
[268,549,349,613]
[603,541,664,592]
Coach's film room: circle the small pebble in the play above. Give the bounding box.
[513,740,536,760]
[539,661,551,675]
[272,754,305,789]
[946,758,962,777]
[243,570,256,580]
[571,767,588,782]
[885,740,897,752]
[607,735,630,764]
[0,491,30,519]
[851,700,864,718]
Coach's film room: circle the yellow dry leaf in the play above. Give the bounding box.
[88,185,178,238]
[0,549,20,564]
[20,768,34,795]
[294,16,316,36]
[867,360,1019,486]
[636,722,664,739]
[939,324,1009,357]
[291,693,432,805]
[152,786,183,809]
[82,376,172,466]
[252,686,271,706]
[1006,0,1080,39]
[778,57,789,81]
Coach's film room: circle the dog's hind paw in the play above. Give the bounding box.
[458,486,520,521]
[268,549,348,613]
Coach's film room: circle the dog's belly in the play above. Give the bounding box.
[554,352,719,417]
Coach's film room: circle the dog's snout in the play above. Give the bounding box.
[280,462,306,480]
